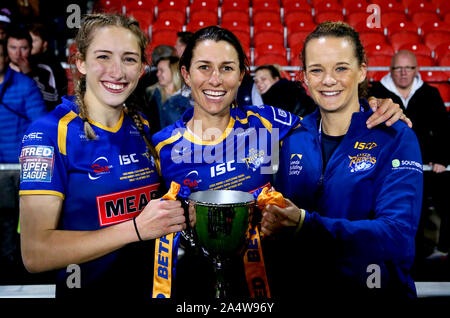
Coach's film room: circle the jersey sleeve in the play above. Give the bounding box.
[243,104,302,141]
[19,118,68,199]
[302,126,423,262]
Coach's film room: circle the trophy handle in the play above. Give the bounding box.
[178,196,196,249]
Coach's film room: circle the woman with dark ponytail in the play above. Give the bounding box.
[18,14,190,299]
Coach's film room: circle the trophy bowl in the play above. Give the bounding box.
[188,190,255,257]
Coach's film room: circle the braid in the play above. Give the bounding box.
[126,96,161,176]
[75,76,97,140]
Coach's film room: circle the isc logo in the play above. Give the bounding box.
[210,160,236,177]
[354,142,377,150]
[119,153,139,165]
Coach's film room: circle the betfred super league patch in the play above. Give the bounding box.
[20,145,55,182]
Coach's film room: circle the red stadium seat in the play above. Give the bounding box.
[252,0,281,14]
[283,0,313,14]
[343,0,368,14]
[367,54,391,81]
[385,21,418,36]
[231,30,251,49]
[221,11,250,24]
[254,43,287,59]
[255,53,288,66]
[388,31,422,52]
[127,9,154,36]
[434,42,450,62]
[150,29,178,47]
[423,31,450,51]
[366,43,395,56]
[399,43,432,57]
[416,55,436,66]
[439,54,450,66]
[151,18,184,35]
[288,31,310,52]
[380,11,408,28]
[186,14,218,31]
[254,30,284,47]
[253,20,284,34]
[221,19,251,35]
[354,21,384,34]
[284,10,314,27]
[444,12,450,24]
[93,0,124,14]
[190,9,218,25]
[374,0,405,13]
[420,21,450,36]
[221,0,250,14]
[253,11,281,25]
[124,0,157,12]
[404,0,438,16]
[190,0,220,13]
[158,0,189,14]
[315,11,345,24]
[285,19,316,34]
[411,12,440,28]
[359,32,387,48]
[420,70,448,82]
[156,9,185,25]
[346,12,369,28]
[313,0,344,14]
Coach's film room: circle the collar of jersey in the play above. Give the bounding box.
[179,107,236,146]
[86,110,124,133]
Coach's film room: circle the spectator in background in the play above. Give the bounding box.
[175,31,193,58]
[254,64,316,117]
[0,9,11,40]
[28,22,67,98]
[0,38,46,272]
[6,27,59,111]
[369,50,450,261]
[144,56,191,133]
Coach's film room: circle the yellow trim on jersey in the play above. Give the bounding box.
[236,110,272,133]
[139,114,150,128]
[58,111,78,156]
[155,132,183,155]
[87,110,124,132]
[183,117,236,146]
[19,190,65,199]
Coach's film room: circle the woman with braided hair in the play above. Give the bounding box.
[18,13,189,299]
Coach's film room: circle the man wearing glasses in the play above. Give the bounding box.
[369,50,450,268]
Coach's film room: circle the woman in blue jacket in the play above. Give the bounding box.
[261,22,423,300]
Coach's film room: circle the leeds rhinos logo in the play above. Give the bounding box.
[242,148,265,171]
[348,153,377,173]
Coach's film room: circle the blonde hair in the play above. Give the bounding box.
[72,14,159,164]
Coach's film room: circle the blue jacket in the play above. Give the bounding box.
[0,67,47,163]
[275,105,423,297]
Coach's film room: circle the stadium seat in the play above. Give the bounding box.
[420,70,448,82]
[399,43,432,57]
[346,12,369,28]
[150,29,178,47]
[254,30,284,47]
[253,20,284,34]
[221,19,251,35]
[420,21,450,36]
[313,1,344,15]
[374,0,405,13]
[285,19,316,34]
[423,31,450,52]
[221,0,250,14]
[254,43,287,60]
[255,53,288,66]
[343,0,368,14]
[124,0,157,12]
[434,42,450,62]
[284,10,314,27]
[444,13,450,24]
[151,18,184,35]
[190,9,218,25]
[405,0,438,16]
[354,21,384,34]
[253,11,281,25]
[156,9,185,26]
[190,0,220,13]
[380,11,408,28]
[366,43,395,56]
[315,11,345,24]
[359,32,387,47]
[252,0,281,14]
[93,0,124,14]
[388,31,422,52]
[127,9,154,36]
[221,11,250,24]
[157,0,189,15]
[231,30,251,49]
[288,31,310,52]
[411,12,440,28]
[385,21,418,36]
[367,54,391,82]
[282,0,313,14]
[416,55,436,66]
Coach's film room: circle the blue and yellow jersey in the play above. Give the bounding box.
[152,104,301,194]
[19,96,159,296]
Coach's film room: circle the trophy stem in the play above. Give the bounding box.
[212,256,228,298]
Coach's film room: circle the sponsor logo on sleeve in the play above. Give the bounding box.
[289,153,303,175]
[391,158,422,173]
[20,145,54,182]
